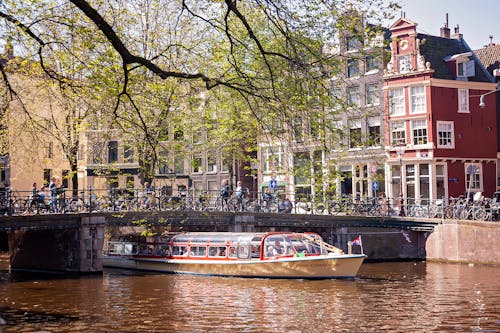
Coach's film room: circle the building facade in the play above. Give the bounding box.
[383,17,498,206]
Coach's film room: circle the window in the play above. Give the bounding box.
[367,117,381,146]
[347,86,360,106]
[124,143,134,163]
[389,88,405,115]
[465,163,482,191]
[410,86,426,114]
[411,119,427,145]
[458,89,469,113]
[293,152,310,185]
[329,120,345,148]
[262,146,283,172]
[390,121,406,145]
[61,170,69,188]
[174,128,184,141]
[43,169,51,186]
[398,55,411,73]
[158,151,169,174]
[91,142,105,164]
[331,88,342,109]
[207,154,217,173]
[221,155,231,172]
[44,142,53,159]
[347,58,359,77]
[437,121,454,148]
[349,120,362,149]
[192,155,202,173]
[365,55,380,73]
[107,141,118,163]
[292,117,303,142]
[365,83,379,105]
[174,156,184,174]
[346,36,361,51]
[457,60,475,78]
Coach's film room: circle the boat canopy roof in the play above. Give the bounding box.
[171,232,268,244]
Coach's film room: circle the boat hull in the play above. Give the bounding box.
[103,254,366,279]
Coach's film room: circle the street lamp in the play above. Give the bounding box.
[394,144,406,216]
[479,88,500,108]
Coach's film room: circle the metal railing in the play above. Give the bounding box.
[0,187,499,222]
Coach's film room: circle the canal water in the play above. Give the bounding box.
[0,253,498,332]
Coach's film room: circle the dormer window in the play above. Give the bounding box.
[457,60,475,78]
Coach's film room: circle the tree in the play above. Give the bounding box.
[0,0,399,191]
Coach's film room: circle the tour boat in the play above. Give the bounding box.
[103,231,366,279]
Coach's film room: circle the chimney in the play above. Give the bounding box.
[452,24,463,39]
[440,13,450,38]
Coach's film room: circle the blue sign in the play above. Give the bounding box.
[269,179,278,189]
[372,181,379,191]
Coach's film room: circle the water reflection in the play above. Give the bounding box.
[0,255,499,332]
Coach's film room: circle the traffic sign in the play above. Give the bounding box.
[269,179,278,189]
[372,181,379,191]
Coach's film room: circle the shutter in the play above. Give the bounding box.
[466,60,475,77]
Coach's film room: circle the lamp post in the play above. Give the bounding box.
[479,88,500,108]
[395,144,406,216]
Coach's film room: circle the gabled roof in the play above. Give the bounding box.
[418,33,492,82]
[389,17,417,31]
[474,44,500,75]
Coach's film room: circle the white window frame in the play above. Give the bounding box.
[410,86,426,114]
[207,154,217,173]
[464,163,483,192]
[411,119,428,146]
[262,146,283,172]
[458,89,469,113]
[390,121,406,145]
[436,121,455,149]
[389,88,405,116]
[398,55,411,73]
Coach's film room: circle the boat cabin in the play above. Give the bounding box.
[107,232,336,261]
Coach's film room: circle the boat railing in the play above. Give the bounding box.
[302,234,344,255]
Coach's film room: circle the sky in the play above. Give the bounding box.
[392,0,500,50]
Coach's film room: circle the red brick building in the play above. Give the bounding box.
[383,17,498,205]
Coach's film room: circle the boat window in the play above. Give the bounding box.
[172,246,188,256]
[208,246,227,257]
[250,244,261,258]
[155,245,170,256]
[228,246,237,258]
[190,246,207,257]
[124,243,136,255]
[264,236,287,257]
[237,244,250,259]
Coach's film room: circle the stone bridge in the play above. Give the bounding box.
[0,211,497,273]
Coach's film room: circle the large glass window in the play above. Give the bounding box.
[174,156,184,174]
[389,88,405,115]
[410,86,426,114]
[411,119,427,145]
[390,121,406,145]
[192,155,202,173]
[437,121,454,148]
